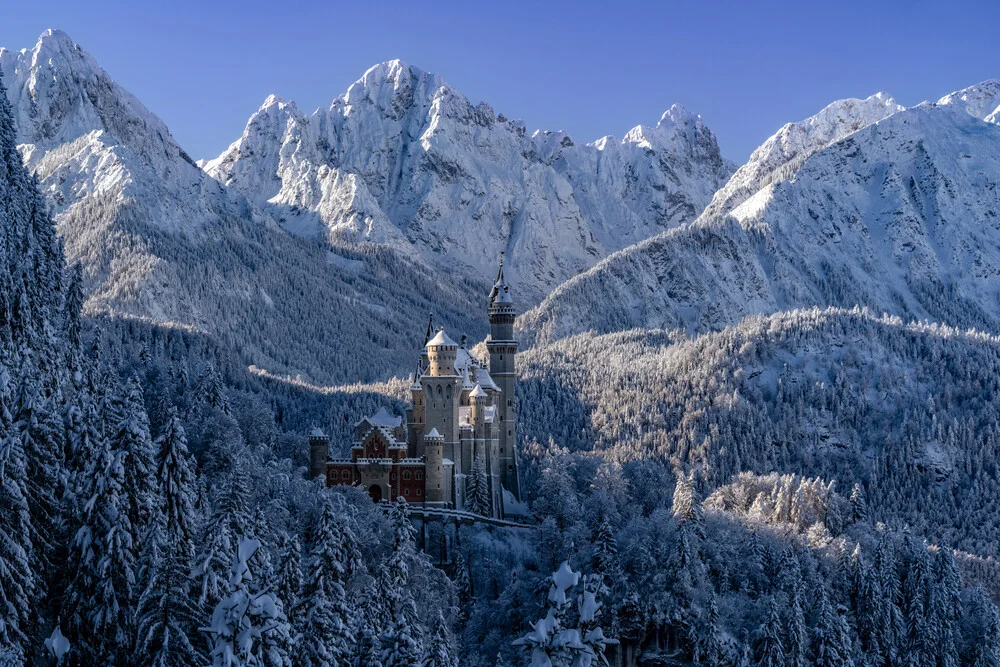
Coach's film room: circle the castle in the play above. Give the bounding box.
[309,258,521,518]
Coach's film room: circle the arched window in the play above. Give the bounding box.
[403,470,411,480]
[436,384,443,396]
[446,385,453,400]
[341,470,350,480]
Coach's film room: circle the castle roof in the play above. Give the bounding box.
[358,407,402,429]
[425,427,443,440]
[476,367,501,393]
[426,329,458,348]
[470,384,487,399]
[310,426,326,438]
[489,254,513,305]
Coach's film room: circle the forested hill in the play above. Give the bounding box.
[518,307,1000,558]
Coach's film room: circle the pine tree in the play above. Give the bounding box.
[850,484,868,524]
[465,455,491,516]
[702,593,725,667]
[115,377,158,532]
[453,548,473,626]
[810,589,847,667]
[0,401,35,657]
[12,385,62,568]
[196,465,251,609]
[274,534,302,631]
[135,407,203,667]
[298,500,356,667]
[420,612,457,667]
[513,561,617,667]
[154,407,198,541]
[136,525,204,667]
[753,598,785,667]
[62,430,136,666]
[202,539,290,667]
[786,584,808,667]
[378,498,425,660]
[929,547,961,667]
[965,587,1000,667]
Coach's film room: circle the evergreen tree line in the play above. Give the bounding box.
[0,72,461,666]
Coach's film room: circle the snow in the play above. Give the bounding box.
[548,562,579,605]
[521,93,1000,348]
[426,329,458,348]
[365,407,402,428]
[203,59,733,304]
[469,384,487,398]
[936,80,1000,123]
[425,427,443,440]
[44,625,70,662]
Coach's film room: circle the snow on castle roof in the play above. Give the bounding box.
[425,427,443,439]
[356,407,402,430]
[426,329,458,348]
[476,367,501,393]
[470,384,487,398]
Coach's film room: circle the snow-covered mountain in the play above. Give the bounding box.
[0,30,488,384]
[204,60,734,303]
[519,84,1000,347]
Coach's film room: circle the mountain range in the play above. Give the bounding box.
[0,30,734,387]
[519,83,1000,347]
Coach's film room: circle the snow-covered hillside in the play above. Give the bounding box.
[204,60,734,303]
[0,30,489,384]
[519,84,1000,347]
[519,307,1000,556]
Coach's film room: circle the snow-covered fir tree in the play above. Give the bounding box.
[297,499,356,667]
[202,539,289,667]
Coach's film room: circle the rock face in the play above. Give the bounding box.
[0,31,488,385]
[204,60,734,304]
[519,85,1000,347]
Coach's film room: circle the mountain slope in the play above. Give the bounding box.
[519,87,1000,347]
[0,31,488,384]
[204,60,734,303]
[518,307,1000,557]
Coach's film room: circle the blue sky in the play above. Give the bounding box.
[2,0,999,163]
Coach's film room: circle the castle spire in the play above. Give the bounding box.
[489,251,512,306]
[423,312,434,346]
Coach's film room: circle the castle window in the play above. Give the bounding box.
[417,489,422,496]
[403,471,411,480]
[404,488,410,495]
[446,385,453,399]
[341,471,350,480]
[416,471,423,480]
[437,385,443,396]
[391,472,396,480]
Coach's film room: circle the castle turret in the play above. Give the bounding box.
[469,384,488,436]
[424,427,447,505]
[423,329,463,488]
[407,362,425,457]
[487,254,521,502]
[309,428,330,481]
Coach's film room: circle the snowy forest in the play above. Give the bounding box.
[6,38,1000,667]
